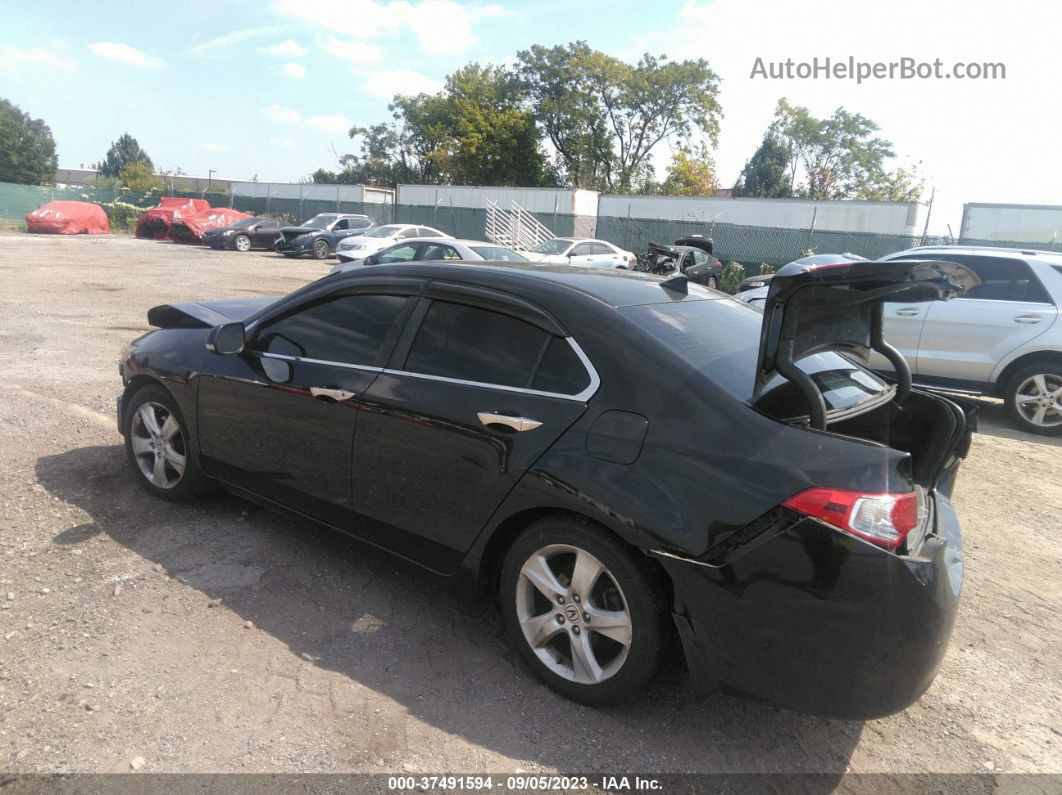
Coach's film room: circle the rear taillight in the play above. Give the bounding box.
[782,488,919,550]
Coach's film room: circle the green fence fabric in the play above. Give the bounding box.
[3,180,1058,271]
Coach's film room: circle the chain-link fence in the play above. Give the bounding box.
[4,180,1060,273]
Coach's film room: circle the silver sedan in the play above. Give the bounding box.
[330,238,528,274]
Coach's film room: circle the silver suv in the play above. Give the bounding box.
[877,246,1062,435]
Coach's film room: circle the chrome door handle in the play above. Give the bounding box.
[477,412,543,432]
[1013,314,1042,324]
[310,387,356,402]
[895,307,921,316]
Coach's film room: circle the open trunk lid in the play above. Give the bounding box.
[756,258,980,431]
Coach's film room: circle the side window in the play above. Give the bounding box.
[692,249,708,265]
[589,243,612,255]
[332,219,350,231]
[569,243,593,256]
[399,227,420,239]
[353,218,373,229]
[260,219,279,230]
[403,300,592,393]
[419,244,460,261]
[255,294,409,366]
[377,244,419,263]
[417,227,439,237]
[891,254,1051,302]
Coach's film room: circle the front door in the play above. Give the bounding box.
[351,290,595,571]
[196,289,418,525]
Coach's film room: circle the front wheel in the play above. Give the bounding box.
[500,516,667,706]
[123,385,205,500]
[312,239,330,260]
[233,234,251,252]
[1004,364,1062,435]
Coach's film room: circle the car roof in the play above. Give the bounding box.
[888,245,1062,264]
[340,261,721,308]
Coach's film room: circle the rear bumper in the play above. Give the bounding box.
[658,496,963,719]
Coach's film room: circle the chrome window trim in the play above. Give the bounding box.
[259,351,384,374]
[387,337,600,402]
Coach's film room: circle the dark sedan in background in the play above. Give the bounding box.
[117,258,975,717]
[202,217,285,251]
[275,213,375,259]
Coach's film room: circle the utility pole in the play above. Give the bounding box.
[920,187,935,245]
[208,169,216,191]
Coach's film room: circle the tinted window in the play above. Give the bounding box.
[891,254,1051,302]
[532,239,575,255]
[399,227,420,239]
[352,218,373,229]
[377,244,419,263]
[624,300,890,414]
[258,219,280,229]
[570,243,593,256]
[256,294,408,366]
[419,243,460,260]
[332,219,349,230]
[590,243,613,255]
[418,227,442,237]
[533,337,591,394]
[405,301,548,388]
[469,246,527,262]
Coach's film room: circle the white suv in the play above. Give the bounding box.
[878,246,1062,435]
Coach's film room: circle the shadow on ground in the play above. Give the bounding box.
[36,443,863,777]
[965,397,1062,448]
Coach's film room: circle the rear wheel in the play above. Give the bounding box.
[707,275,718,290]
[1005,364,1062,435]
[500,515,667,706]
[233,234,251,252]
[312,239,330,260]
[123,385,204,500]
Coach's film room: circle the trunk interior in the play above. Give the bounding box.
[827,390,973,489]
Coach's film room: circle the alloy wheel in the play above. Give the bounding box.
[234,234,251,252]
[515,544,632,685]
[130,402,187,489]
[1014,373,1062,428]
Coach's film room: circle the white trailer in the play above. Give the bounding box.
[960,203,1062,244]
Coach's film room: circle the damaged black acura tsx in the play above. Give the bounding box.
[116,258,978,718]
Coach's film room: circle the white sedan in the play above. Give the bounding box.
[335,223,451,263]
[523,238,638,269]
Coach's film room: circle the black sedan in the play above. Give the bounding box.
[117,258,976,717]
[274,213,375,259]
[202,217,284,251]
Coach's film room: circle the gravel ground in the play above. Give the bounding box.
[0,233,1059,777]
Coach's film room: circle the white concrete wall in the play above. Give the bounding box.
[960,203,1062,243]
[597,195,925,236]
[231,182,375,202]
[396,184,598,215]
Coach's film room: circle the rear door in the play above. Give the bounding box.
[567,242,596,267]
[351,285,595,571]
[890,254,1058,385]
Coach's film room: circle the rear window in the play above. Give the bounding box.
[624,299,890,415]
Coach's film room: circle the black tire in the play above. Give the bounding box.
[707,276,718,290]
[123,384,205,500]
[500,515,668,706]
[1003,363,1062,436]
[233,234,251,252]
[312,239,330,260]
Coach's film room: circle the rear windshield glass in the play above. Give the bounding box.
[623,299,890,415]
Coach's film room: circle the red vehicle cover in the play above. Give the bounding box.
[135,198,211,240]
[26,201,109,235]
[168,207,252,244]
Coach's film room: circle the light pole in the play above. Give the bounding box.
[208,169,215,191]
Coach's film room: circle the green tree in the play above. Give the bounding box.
[760,99,921,201]
[732,132,792,198]
[0,98,58,185]
[661,144,717,196]
[118,160,163,192]
[516,42,721,192]
[99,133,153,179]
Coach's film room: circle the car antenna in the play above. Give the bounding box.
[659,275,688,295]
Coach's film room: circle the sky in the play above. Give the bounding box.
[1,0,1060,234]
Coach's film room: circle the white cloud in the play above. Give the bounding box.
[307,114,353,134]
[362,68,442,98]
[316,34,383,66]
[273,0,499,56]
[189,26,289,56]
[268,137,299,149]
[282,62,307,78]
[261,104,301,123]
[0,47,75,73]
[87,41,165,69]
[203,143,230,152]
[261,39,309,57]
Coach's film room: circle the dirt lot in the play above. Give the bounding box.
[0,233,1059,777]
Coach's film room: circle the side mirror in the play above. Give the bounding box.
[364,254,379,266]
[206,322,246,356]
